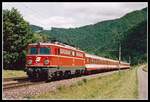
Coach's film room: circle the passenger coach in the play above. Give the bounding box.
[85,53,130,71]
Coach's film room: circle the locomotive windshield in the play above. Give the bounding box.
[30,47,38,54]
[40,47,50,54]
[29,47,50,54]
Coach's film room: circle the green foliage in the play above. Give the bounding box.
[30,24,43,32]
[3,8,34,69]
[32,33,52,43]
[30,25,56,42]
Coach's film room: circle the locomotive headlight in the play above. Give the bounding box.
[27,60,32,65]
[44,59,49,65]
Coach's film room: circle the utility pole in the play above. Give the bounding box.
[118,44,121,73]
[129,56,131,64]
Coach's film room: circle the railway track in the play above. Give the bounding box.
[3,77,28,82]
[3,82,32,90]
[3,80,45,90]
[3,77,45,90]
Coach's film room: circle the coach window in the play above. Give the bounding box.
[101,60,104,64]
[89,58,91,63]
[87,58,89,63]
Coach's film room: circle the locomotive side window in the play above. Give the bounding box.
[60,48,71,55]
[29,47,38,54]
[76,52,83,57]
[72,51,75,56]
[40,47,50,54]
[57,48,60,55]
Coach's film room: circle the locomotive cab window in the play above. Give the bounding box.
[40,47,50,54]
[29,47,38,54]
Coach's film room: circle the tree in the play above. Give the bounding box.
[32,33,51,43]
[3,8,34,69]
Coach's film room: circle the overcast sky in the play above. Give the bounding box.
[2,2,148,30]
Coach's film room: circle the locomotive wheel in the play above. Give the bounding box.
[47,73,53,81]
[59,71,64,79]
[75,70,81,76]
[28,74,33,81]
[54,72,61,80]
[64,71,71,79]
[81,70,84,75]
[36,73,39,79]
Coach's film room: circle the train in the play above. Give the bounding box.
[25,42,130,80]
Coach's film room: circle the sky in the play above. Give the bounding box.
[2,2,148,30]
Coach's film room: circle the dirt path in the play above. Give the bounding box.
[137,64,148,100]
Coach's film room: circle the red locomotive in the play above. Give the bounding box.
[25,42,130,80]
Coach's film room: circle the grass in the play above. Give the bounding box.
[3,70,27,78]
[31,66,139,100]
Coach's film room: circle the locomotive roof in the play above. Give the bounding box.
[28,42,84,52]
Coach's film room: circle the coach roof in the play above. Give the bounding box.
[85,53,119,62]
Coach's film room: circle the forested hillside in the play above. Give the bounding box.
[30,24,43,32]
[121,20,147,65]
[38,7,147,65]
